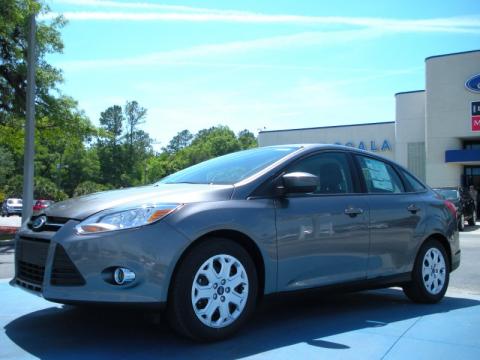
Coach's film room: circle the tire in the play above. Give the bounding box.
[458,214,465,231]
[403,239,449,304]
[468,211,477,226]
[167,238,258,341]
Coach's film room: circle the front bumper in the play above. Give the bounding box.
[7,207,22,214]
[12,219,191,305]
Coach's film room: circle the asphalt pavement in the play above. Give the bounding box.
[0,228,479,359]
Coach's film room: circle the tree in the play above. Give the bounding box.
[238,129,257,149]
[2,175,66,201]
[0,2,101,200]
[0,0,66,123]
[164,129,193,154]
[99,105,123,146]
[124,101,146,150]
[95,101,152,188]
[34,176,67,201]
[61,143,101,196]
[0,146,14,186]
[97,105,125,187]
[147,125,255,182]
[73,181,110,197]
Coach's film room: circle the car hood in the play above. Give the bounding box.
[44,183,234,220]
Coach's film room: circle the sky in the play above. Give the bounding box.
[43,0,480,150]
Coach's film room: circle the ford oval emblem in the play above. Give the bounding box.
[466,74,480,93]
[32,215,47,231]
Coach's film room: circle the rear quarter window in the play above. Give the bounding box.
[401,170,426,192]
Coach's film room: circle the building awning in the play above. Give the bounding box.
[445,149,480,163]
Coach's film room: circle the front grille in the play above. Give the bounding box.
[16,237,50,289]
[28,216,69,232]
[51,245,86,286]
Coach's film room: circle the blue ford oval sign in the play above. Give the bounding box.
[466,74,480,93]
[32,215,47,231]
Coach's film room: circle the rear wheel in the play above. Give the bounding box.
[167,238,258,341]
[403,239,449,303]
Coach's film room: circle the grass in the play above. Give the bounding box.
[0,234,14,241]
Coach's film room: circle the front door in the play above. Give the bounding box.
[276,151,370,292]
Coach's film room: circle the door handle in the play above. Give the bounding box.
[344,207,364,217]
[407,204,420,214]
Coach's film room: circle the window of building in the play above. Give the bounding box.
[356,156,404,193]
[463,141,480,150]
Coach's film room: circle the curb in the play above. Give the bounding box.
[0,226,19,235]
[460,233,480,237]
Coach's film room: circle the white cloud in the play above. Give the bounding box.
[57,28,385,70]
[44,11,480,32]
[43,2,480,34]
[51,0,250,15]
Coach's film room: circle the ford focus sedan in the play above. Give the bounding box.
[12,145,460,341]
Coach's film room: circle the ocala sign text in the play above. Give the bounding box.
[333,140,392,152]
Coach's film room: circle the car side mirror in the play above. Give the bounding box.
[281,172,319,194]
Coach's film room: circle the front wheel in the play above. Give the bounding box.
[167,238,258,341]
[458,214,465,231]
[403,239,449,303]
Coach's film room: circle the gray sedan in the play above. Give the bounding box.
[12,145,460,341]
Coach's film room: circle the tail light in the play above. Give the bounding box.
[444,200,457,218]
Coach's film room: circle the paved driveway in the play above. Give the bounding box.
[0,282,479,359]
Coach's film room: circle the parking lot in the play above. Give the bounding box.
[0,215,21,228]
[1,230,479,359]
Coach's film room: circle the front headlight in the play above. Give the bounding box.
[75,203,181,234]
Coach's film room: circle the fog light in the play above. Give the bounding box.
[113,267,136,285]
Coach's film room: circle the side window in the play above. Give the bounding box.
[401,170,426,192]
[288,152,353,194]
[356,156,404,193]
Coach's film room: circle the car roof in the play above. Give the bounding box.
[266,143,394,162]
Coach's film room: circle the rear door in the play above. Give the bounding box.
[354,155,426,278]
[275,151,370,291]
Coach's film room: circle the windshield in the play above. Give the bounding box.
[435,189,458,200]
[157,146,300,185]
[7,199,22,205]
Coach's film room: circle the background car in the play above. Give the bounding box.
[1,198,23,217]
[33,199,55,213]
[433,187,476,231]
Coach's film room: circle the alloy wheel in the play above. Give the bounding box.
[191,254,249,328]
[421,248,446,295]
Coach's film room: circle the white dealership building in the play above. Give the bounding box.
[258,50,480,188]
